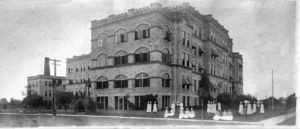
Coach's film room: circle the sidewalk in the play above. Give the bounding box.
[258,112,295,125]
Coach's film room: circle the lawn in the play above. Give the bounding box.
[278,116,296,125]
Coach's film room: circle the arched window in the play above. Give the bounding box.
[114,74,128,88]
[114,50,128,65]
[134,24,150,40]
[162,48,171,64]
[162,73,171,87]
[135,72,150,87]
[96,76,108,89]
[115,28,128,43]
[162,25,171,41]
[134,47,150,63]
[96,34,107,48]
[96,54,107,67]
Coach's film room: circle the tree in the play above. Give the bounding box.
[286,93,296,110]
[198,71,212,108]
[56,92,74,111]
[22,95,43,110]
[217,93,232,111]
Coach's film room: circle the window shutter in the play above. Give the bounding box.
[147,28,150,38]
[143,78,150,87]
[138,30,143,39]
[143,29,147,38]
[122,80,128,88]
[135,79,140,87]
[134,31,138,40]
[135,54,140,62]
[124,33,128,42]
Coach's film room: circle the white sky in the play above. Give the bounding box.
[0,0,296,100]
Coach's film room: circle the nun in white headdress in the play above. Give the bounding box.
[146,101,152,113]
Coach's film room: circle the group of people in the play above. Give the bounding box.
[207,101,221,114]
[238,101,264,115]
[163,102,195,119]
[207,101,233,121]
[146,101,157,113]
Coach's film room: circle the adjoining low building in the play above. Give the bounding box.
[26,57,67,107]
[66,2,243,110]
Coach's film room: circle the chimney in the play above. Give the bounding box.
[44,57,50,76]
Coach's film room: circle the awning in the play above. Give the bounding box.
[211,50,219,57]
[182,76,192,85]
[198,47,205,53]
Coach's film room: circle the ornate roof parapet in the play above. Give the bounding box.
[67,54,91,62]
[91,2,197,28]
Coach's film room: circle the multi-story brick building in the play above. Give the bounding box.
[27,57,66,107]
[66,2,243,110]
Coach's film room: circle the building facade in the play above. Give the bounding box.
[66,2,243,110]
[27,75,66,106]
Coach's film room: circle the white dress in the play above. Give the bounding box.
[238,103,243,114]
[207,103,210,113]
[260,103,265,113]
[217,102,221,111]
[153,102,157,112]
[213,112,221,120]
[227,111,233,121]
[146,101,152,112]
[179,109,184,119]
[252,103,257,113]
[164,107,169,118]
[190,108,195,118]
[247,104,252,115]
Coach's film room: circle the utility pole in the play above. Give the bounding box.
[50,58,61,116]
[272,69,274,110]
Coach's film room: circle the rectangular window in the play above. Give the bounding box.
[182,31,186,45]
[187,96,190,107]
[162,79,170,87]
[114,96,118,110]
[97,96,108,109]
[187,33,190,47]
[194,80,197,92]
[182,52,185,66]
[134,31,138,40]
[121,56,128,64]
[135,78,150,87]
[183,96,186,107]
[162,96,170,109]
[96,81,108,89]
